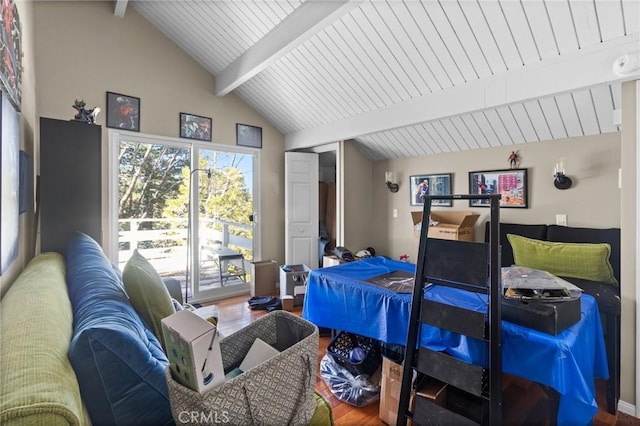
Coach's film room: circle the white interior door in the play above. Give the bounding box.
[285,152,319,268]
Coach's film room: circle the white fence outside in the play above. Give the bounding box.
[118,218,252,275]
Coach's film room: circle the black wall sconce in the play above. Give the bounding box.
[385,171,399,193]
[553,159,572,190]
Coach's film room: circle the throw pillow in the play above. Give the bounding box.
[507,234,617,285]
[122,250,176,347]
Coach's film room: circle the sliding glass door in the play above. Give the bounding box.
[109,132,257,303]
[190,148,255,301]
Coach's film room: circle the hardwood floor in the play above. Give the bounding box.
[208,295,638,426]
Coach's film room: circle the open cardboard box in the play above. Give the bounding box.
[379,357,448,426]
[411,211,480,242]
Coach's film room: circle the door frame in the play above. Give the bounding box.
[306,142,343,247]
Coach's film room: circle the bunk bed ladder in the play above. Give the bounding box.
[397,193,502,426]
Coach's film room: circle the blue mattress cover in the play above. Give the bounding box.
[302,256,609,425]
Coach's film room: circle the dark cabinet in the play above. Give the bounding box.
[40,117,102,253]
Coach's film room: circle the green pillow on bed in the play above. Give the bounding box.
[507,234,617,285]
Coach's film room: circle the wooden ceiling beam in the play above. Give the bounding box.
[215,0,362,97]
[114,0,128,17]
[285,33,640,151]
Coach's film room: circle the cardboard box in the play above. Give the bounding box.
[379,357,403,425]
[379,357,448,426]
[279,264,311,306]
[250,260,278,296]
[161,310,225,393]
[411,211,480,243]
[323,255,366,268]
[414,375,448,407]
[282,295,294,311]
[322,255,348,267]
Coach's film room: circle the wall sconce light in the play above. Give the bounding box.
[385,171,399,193]
[553,158,572,190]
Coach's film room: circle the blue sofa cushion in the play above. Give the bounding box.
[65,233,174,426]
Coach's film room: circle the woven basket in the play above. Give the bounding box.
[166,310,318,425]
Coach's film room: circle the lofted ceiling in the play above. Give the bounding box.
[127,0,640,161]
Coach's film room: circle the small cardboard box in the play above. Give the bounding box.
[161,310,225,393]
[414,375,448,407]
[379,357,448,426]
[411,211,480,243]
[323,255,365,268]
[279,264,311,306]
[322,255,347,268]
[250,260,278,296]
[282,295,294,312]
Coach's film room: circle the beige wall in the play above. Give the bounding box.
[342,140,373,251]
[32,1,285,263]
[372,132,622,260]
[0,0,37,297]
[620,80,638,410]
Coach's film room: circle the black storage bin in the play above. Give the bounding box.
[327,331,381,376]
[502,296,581,335]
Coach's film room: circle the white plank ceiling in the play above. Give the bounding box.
[130,0,640,161]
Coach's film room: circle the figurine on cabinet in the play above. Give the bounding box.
[72,99,101,124]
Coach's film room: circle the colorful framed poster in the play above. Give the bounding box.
[468,168,528,208]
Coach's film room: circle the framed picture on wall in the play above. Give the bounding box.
[0,0,22,111]
[409,173,453,206]
[106,92,140,131]
[236,123,262,148]
[180,113,212,142]
[468,168,528,208]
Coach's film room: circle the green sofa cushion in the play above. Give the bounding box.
[122,250,175,348]
[309,392,334,426]
[507,234,617,285]
[0,253,89,426]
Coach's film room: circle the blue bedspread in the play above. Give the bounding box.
[302,256,609,425]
